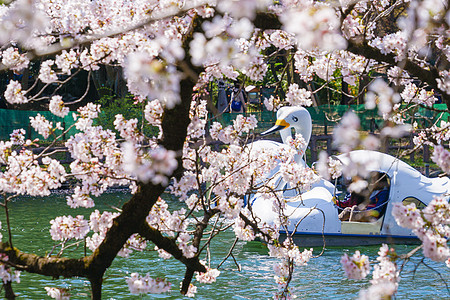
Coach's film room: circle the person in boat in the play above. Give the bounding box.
[336,176,368,208]
[365,172,390,218]
[338,172,390,222]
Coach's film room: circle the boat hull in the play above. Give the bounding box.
[281,232,421,247]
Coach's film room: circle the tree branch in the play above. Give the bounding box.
[252,12,450,109]
[0,243,86,278]
[137,223,207,274]
[0,12,205,300]
[346,40,449,108]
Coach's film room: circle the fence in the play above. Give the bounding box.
[0,109,78,141]
[211,104,449,134]
[1,104,448,142]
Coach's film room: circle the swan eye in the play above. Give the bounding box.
[292,116,298,122]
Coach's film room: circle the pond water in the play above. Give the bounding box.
[1,191,449,299]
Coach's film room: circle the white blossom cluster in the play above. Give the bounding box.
[38,60,58,83]
[392,197,450,262]
[144,99,164,126]
[233,217,256,241]
[315,151,343,181]
[126,273,171,295]
[122,142,177,185]
[30,114,61,139]
[195,262,220,284]
[86,210,146,258]
[49,96,69,118]
[268,239,312,297]
[146,198,191,239]
[4,81,28,104]
[124,52,183,109]
[0,144,66,196]
[365,79,401,118]
[209,114,258,144]
[285,83,312,107]
[0,223,20,285]
[44,287,70,300]
[0,264,20,285]
[279,162,318,191]
[1,47,29,71]
[177,232,197,258]
[86,210,116,251]
[400,83,437,107]
[65,112,131,203]
[49,215,89,241]
[281,3,346,51]
[9,129,26,145]
[114,115,143,143]
[413,121,449,148]
[73,103,100,131]
[340,250,371,280]
[118,233,148,258]
[431,145,450,174]
[358,244,399,300]
[333,111,361,152]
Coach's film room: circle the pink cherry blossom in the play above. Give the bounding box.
[9,129,26,145]
[176,232,197,258]
[0,1,449,299]
[0,264,20,285]
[285,84,312,107]
[49,96,69,118]
[38,60,58,83]
[184,283,197,298]
[44,287,70,300]
[358,282,397,300]
[392,202,424,230]
[233,218,256,241]
[333,111,360,152]
[341,251,370,280]
[1,47,29,71]
[4,81,28,104]
[431,145,450,174]
[49,215,89,241]
[195,264,220,284]
[126,273,171,295]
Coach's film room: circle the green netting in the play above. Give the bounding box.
[0,109,78,141]
[209,105,381,133]
[209,104,449,134]
[416,104,449,127]
[1,104,448,142]
[307,104,381,132]
[212,111,277,134]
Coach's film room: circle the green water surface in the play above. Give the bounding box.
[1,191,449,299]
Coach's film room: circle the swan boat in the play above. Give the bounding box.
[249,107,450,247]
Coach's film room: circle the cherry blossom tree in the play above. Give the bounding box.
[0,0,449,299]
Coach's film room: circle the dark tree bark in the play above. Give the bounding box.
[0,13,207,300]
[4,281,16,300]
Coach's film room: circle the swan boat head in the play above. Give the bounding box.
[248,106,334,200]
[261,106,312,159]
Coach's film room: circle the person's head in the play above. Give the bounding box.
[350,192,367,206]
[369,172,389,190]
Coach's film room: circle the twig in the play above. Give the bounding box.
[217,237,239,269]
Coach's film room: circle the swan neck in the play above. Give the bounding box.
[280,128,311,149]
